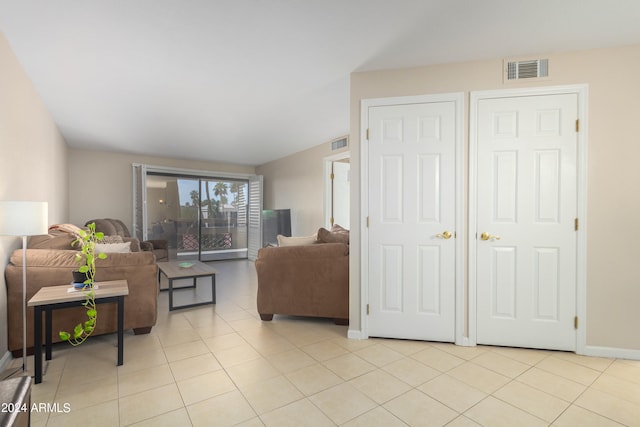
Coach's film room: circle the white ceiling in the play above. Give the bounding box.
[1,1,640,166]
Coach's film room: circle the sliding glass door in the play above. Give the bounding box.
[143,172,251,261]
[197,178,248,261]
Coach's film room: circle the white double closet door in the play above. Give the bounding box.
[364,89,581,352]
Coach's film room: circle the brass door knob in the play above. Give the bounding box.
[480,232,501,241]
[436,231,452,239]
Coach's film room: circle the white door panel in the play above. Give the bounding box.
[332,161,350,228]
[476,94,578,351]
[367,101,457,342]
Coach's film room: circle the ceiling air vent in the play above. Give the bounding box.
[505,58,549,81]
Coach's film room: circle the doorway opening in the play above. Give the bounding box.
[323,151,350,230]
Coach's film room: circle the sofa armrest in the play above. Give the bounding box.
[121,237,142,252]
[140,241,153,252]
[145,239,168,250]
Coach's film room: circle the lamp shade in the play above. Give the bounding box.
[0,201,48,236]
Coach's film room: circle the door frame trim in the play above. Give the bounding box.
[468,84,588,354]
[360,93,465,344]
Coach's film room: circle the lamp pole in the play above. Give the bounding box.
[0,201,48,375]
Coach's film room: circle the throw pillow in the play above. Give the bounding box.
[317,226,349,244]
[277,234,317,247]
[100,235,124,244]
[95,241,131,254]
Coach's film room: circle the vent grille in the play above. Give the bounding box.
[505,58,549,81]
[331,137,348,151]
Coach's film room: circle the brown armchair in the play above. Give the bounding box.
[87,218,169,262]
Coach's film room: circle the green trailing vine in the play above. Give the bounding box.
[59,222,107,345]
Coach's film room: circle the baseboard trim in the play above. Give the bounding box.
[345,330,640,360]
[582,345,640,361]
[0,351,14,373]
[455,336,475,347]
[348,329,366,340]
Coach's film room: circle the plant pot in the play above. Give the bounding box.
[72,270,89,284]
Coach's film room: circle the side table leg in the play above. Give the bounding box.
[117,296,124,366]
[34,306,43,384]
[45,309,52,361]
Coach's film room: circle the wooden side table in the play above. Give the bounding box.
[27,280,129,384]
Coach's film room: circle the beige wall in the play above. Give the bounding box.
[68,149,256,232]
[350,44,640,351]
[0,32,69,360]
[257,141,348,237]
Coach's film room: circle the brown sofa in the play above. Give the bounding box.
[87,218,169,262]
[5,232,159,356]
[255,242,349,324]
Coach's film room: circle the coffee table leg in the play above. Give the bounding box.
[212,274,216,304]
[34,306,43,384]
[117,296,124,366]
[168,278,174,311]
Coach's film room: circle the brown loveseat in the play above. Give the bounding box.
[255,228,349,324]
[5,231,158,356]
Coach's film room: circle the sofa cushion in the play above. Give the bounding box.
[317,226,349,244]
[28,232,79,250]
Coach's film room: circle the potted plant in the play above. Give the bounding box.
[59,222,107,345]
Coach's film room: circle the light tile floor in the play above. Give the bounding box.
[11,260,640,426]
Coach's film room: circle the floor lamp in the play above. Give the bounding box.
[0,201,48,374]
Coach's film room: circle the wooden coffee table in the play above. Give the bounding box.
[28,280,129,384]
[156,260,218,311]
